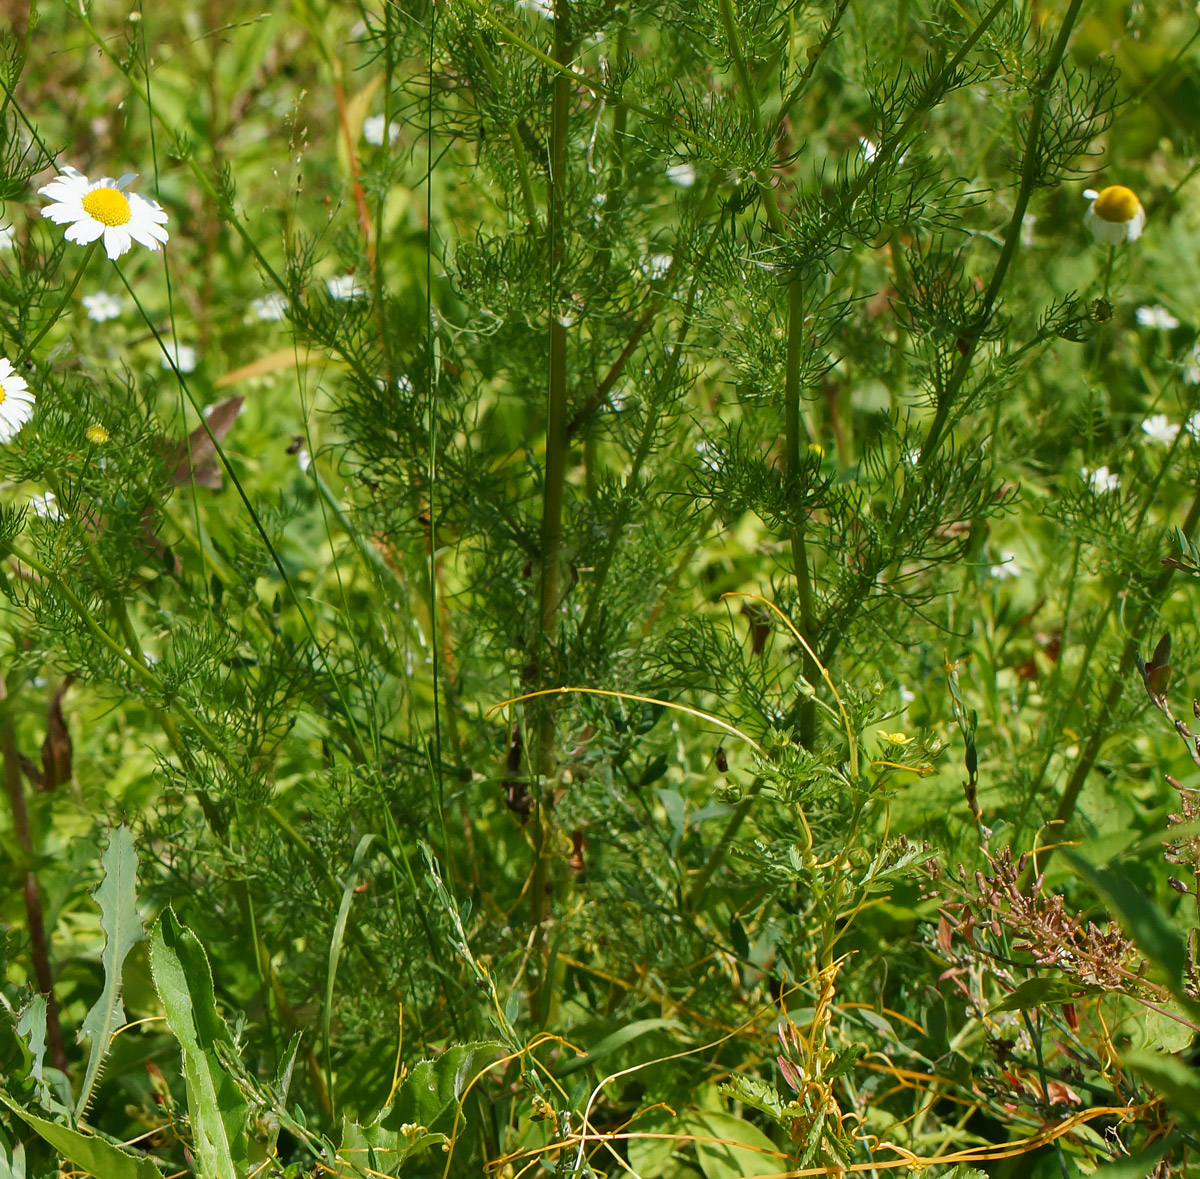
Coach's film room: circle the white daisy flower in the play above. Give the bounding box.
[0,358,34,443]
[326,274,365,300]
[248,292,288,322]
[38,166,169,260]
[82,291,123,323]
[160,342,197,373]
[1082,464,1119,493]
[1141,414,1180,445]
[27,492,62,521]
[666,161,696,188]
[1136,305,1179,330]
[362,114,400,146]
[1083,185,1145,245]
[989,550,1020,580]
[0,224,15,250]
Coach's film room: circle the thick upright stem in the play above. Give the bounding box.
[530,4,573,961]
[0,670,67,1074]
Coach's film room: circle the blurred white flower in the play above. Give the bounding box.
[297,445,312,473]
[249,292,288,322]
[1082,464,1119,493]
[1186,411,1200,440]
[1136,305,1180,330]
[160,342,197,373]
[362,114,400,146]
[397,374,414,393]
[27,492,61,521]
[898,684,916,705]
[1083,185,1145,245]
[0,224,14,250]
[326,274,365,300]
[989,551,1020,580]
[642,253,672,280]
[859,137,879,163]
[1141,414,1180,445]
[82,291,123,322]
[695,440,720,472]
[518,0,554,16]
[666,161,696,188]
[1185,344,1200,386]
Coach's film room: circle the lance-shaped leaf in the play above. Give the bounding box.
[0,1094,161,1179]
[149,908,249,1179]
[75,826,143,1120]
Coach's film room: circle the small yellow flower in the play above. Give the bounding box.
[1083,185,1145,245]
[877,730,912,747]
[85,424,110,444]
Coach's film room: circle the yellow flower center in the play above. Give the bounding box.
[81,186,132,227]
[1092,186,1141,224]
[86,425,110,444]
[0,382,8,406]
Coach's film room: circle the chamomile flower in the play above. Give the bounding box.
[989,551,1020,580]
[362,115,400,146]
[0,358,34,443]
[1082,464,1120,493]
[160,343,197,373]
[38,166,169,260]
[85,424,110,445]
[248,292,288,322]
[666,161,696,188]
[1141,414,1179,445]
[1083,185,1145,245]
[326,274,365,300]
[27,492,62,521]
[1136,305,1179,330]
[82,291,123,323]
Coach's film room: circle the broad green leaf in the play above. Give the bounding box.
[377,1041,502,1139]
[149,908,249,1179]
[77,825,144,1120]
[15,996,47,1091]
[338,1041,501,1177]
[626,1108,679,1178]
[0,1094,161,1179]
[1093,1131,1181,1177]
[986,976,1095,1015]
[1123,1049,1200,1130]
[686,1111,781,1179]
[1065,854,1187,997]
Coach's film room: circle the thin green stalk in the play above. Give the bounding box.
[470,32,538,225]
[784,277,818,747]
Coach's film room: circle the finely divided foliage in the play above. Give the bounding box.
[0,2,1199,1177]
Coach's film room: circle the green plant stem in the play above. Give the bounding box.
[470,32,538,225]
[17,243,97,365]
[529,7,574,990]
[784,277,818,747]
[0,669,67,1074]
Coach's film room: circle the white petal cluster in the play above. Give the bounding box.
[82,291,124,323]
[362,114,400,146]
[1081,465,1119,493]
[1136,305,1179,330]
[1141,414,1180,446]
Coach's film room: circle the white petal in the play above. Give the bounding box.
[42,202,85,224]
[65,218,106,244]
[103,227,132,259]
[115,172,138,190]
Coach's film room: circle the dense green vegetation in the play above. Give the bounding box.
[3,0,1200,1175]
